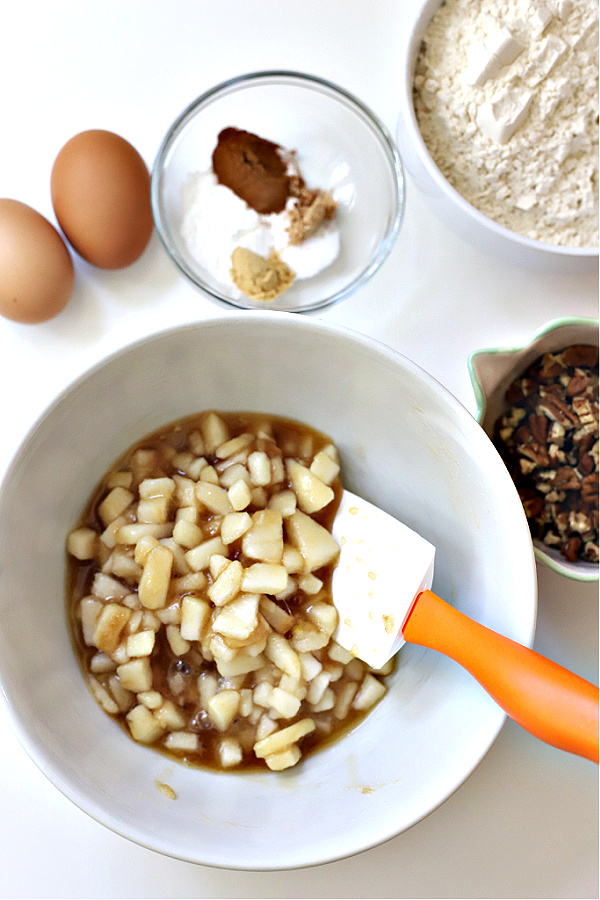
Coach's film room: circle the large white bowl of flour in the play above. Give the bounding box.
[396,0,599,273]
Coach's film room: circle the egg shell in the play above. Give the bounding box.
[51,130,154,269]
[0,199,74,324]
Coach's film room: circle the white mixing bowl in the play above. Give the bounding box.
[0,313,536,869]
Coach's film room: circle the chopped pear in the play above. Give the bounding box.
[242,509,284,563]
[286,459,334,513]
[285,510,340,572]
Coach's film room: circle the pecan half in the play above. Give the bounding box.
[572,395,596,426]
[581,474,599,506]
[528,413,548,444]
[562,345,598,368]
[567,369,592,396]
[579,453,595,476]
[537,392,579,426]
[563,537,582,562]
[553,466,581,490]
[518,442,550,468]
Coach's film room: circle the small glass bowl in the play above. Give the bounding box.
[469,317,599,582]
[151,71,404,312]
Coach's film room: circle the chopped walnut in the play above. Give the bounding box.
[493,345,599,564]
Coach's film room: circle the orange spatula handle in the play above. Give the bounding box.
[404,590,599,762]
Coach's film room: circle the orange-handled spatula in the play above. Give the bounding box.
[330,490,599,763]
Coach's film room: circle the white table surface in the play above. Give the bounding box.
[0,2,598,897]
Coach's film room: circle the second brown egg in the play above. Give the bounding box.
[51,129,154,269]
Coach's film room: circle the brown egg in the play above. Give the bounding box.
[0,199,74,323]
[51,129,154,269]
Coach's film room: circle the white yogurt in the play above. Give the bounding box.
[181,171,340,289]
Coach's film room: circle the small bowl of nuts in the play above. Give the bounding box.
[469,317,599,582]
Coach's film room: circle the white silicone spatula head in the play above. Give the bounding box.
[331,489,435,669]
[329,490,598,762]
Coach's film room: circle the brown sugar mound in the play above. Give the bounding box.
[287,182,338,245]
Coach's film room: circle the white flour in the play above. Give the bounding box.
[414,0,599,247]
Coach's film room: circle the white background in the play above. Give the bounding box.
[0,2,597,897]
